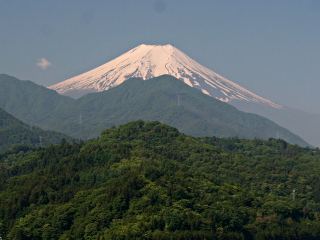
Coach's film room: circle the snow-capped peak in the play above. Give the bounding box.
[48,44,282,108]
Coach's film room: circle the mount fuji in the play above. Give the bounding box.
[49,44,281,109]
[48,44,320,147]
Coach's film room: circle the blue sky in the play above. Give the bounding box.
[1,0,320,114]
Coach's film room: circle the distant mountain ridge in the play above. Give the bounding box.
[0,74,309,146]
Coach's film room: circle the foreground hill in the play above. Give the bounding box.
[0,74,309,146]
[0,107,73,151]
[0,120,320,239]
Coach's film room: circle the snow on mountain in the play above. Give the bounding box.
[48,44,282,108]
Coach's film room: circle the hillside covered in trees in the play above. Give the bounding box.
[0,74,309,146]
[0,120,320,239]
[0,107,73,152]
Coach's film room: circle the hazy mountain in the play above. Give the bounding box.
[0,107,73,151]
[48,44,320,147]
[232,101,320,148]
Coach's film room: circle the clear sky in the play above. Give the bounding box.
[1,0,320,114]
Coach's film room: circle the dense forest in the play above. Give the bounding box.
[1,120,320,239]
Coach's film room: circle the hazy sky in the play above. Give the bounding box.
[1,1,320,114]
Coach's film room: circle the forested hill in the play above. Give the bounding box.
[1,120,320,239]
[0,107,73,152]
[0,74,310,146]
[0,74,73,126]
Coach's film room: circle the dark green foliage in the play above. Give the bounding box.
[0,107,74,152]
[0,120,320,239]
[0,74,309,146]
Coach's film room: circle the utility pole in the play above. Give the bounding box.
[39,136,43,148]
[293,190,296,201]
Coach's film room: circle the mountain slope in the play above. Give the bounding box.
[0,74,74,126]
[0,107,73,151]
[48,44,281,109]
[46,75,309,146]
[0,74,309,146]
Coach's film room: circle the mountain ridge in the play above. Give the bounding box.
[46,75,310,146]
[0,74,310,146]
